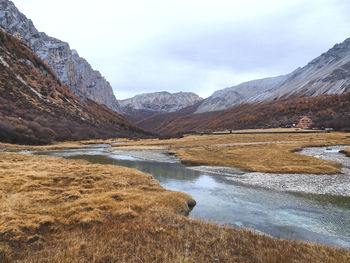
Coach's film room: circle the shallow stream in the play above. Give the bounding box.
[36,145,350,249]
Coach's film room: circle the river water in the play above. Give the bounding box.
[36,145,350,249]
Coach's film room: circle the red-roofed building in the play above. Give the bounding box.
[296,117,312,128]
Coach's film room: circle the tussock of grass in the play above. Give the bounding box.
[0,153,193,245]
[341,147,350,157]
[174,144,341,174]
[114,131,350,174]
[11,213,350,263]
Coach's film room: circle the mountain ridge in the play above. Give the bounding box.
[0,30,149,144]
[196,37,350,113]
[0,0,121,112]
[120,91,202,112]
[120,91,203,123]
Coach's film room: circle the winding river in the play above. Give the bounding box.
[36,145,350,249]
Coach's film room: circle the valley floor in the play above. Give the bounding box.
[1,151,350,262]
[1,129,350,262]
[110,129,350,174]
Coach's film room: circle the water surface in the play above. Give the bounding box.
[37,147,350,249]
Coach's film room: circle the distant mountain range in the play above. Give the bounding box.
[0,30,149,144]
[120,92,202,122]
[135,37,350,134]
[195,75,289,113]
[0,0,121,112]
[1,0,349,139]
[196,38,350,113]
[122,36,350,129]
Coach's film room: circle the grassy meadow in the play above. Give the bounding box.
[1,130,350,262]
[112,131,350,174]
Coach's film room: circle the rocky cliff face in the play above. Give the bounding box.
[120,91,203,113]
[197,37,350,113]
[259,38,350,101]
[0,30,148,144]
[120,91,203,123]
[0,0,121,112]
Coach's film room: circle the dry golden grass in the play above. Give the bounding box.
[0,139,130,153]
[13,213,350,263]
[173,144,342,174]
[1,152,349,262]
[0,141,87,152]
[112,131,350,174]
[0,153,192,246]
[220,128,319,133]
[341,147,350,157]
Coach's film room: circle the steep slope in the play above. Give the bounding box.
[0,0,121,112]
[261,38,350,101]
[197,37,350,113]
[0,30,149,144]
[136,101,204,133]
[120,91,202,123]
[137,93,350,135]
[195,75,289,113]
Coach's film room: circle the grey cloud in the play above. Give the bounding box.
[14,0,350,99]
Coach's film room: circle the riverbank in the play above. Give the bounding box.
[105,145,350,196]
[0,138,128,152]
[111,131,350,174]
[1,152,349,262]
[2,131,350,175]
[342,147,350,157]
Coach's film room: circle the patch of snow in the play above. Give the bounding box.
[0,56,9,67]
[29,86,44,99]
[16,75,27,86]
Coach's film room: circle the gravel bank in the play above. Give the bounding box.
[110,149,179,163]
[190,146,350,196]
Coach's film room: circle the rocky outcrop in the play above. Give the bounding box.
[259,38,350,101]
[120,91,203,123]
[197,37,350,113]
[195,75,289,113]
[0,0,121,112]
[0,30,148,144]
[120,91,203,113]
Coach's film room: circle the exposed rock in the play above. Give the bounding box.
[120,91,202,113]
[260,38,350,101]
[197,37,350,113]
[0,30,148,144]
[120,91,203,122]
[0,0,121,112]
[195,75,289,113]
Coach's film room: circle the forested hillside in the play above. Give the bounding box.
[0,31,150,144]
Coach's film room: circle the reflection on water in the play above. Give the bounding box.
[37,148,350,249]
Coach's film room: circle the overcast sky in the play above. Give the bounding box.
[13,0,350,99]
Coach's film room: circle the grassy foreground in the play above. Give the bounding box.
[1,152,350,262]
[113,131,350,174]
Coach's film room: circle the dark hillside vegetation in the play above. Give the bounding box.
[0,31,151,144]
[137,92,350,136]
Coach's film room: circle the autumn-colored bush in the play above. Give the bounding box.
[138,92,350,135]
[0,30,152,145]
